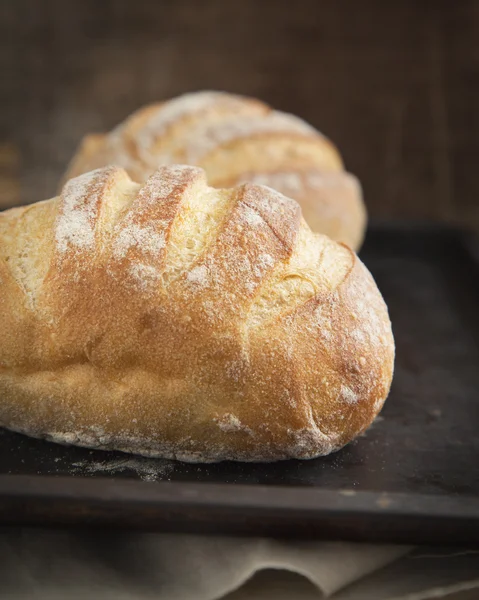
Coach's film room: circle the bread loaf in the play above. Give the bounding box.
[0,165,393,462]
[63,91,367,250]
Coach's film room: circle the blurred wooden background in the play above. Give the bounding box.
[1,0,478,228]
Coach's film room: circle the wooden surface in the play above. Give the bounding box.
[1,0,478,229]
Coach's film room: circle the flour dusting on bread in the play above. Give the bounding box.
[217,413,253,435]
[113,224,166,259]
[133,91,251,150]
[184,111,318,163]
[128,263,162,291]
[186,265,208,286]
[56,169,101,253]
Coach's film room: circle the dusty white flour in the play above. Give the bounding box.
[72,456,175,482]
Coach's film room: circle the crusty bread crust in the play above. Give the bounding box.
[229,171,367,254]
[0,165,393,462]
[62,91,366,251]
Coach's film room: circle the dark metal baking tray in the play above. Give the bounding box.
[1,224,479,545]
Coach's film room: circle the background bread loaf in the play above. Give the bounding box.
[63,91,367,250]
[0,165,393,462]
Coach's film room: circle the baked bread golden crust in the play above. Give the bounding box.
[63,91,366,250]
[0,165,393,462]
[233,171,367,253]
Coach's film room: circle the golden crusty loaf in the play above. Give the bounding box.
[0,165,393,462]
[63,91,367,250]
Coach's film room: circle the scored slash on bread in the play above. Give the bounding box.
[62,91,366,251]
[0,165,393,462]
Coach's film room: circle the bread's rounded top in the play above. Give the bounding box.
[63,90,342,181]
[60,91,366,251]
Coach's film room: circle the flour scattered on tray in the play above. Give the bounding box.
[72,456,175,482]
